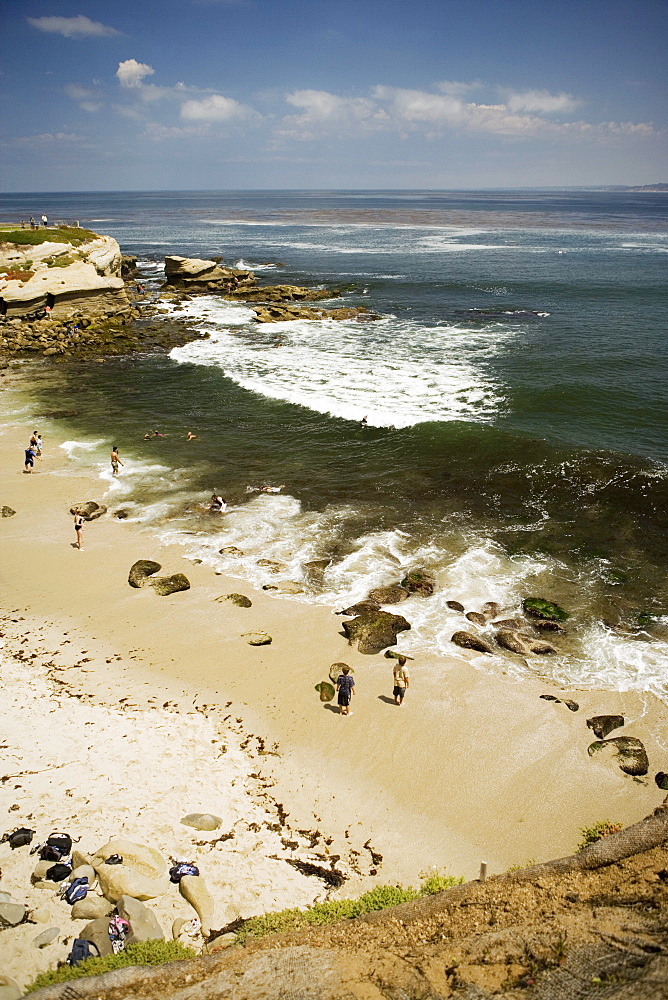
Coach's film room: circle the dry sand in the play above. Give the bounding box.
[1,366,666,988]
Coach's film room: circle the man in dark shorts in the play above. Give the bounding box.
[24,446,36,472]
[336,665,355,716]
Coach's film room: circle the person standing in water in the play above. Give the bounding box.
[336,665,355,716]
[110,446,124,476]
[210,495,226,512]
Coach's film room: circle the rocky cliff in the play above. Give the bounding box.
[0,228,129,319]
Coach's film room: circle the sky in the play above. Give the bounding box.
[1,0,667,191]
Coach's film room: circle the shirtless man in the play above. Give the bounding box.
[110,446,124,476]
[210,495,227,512]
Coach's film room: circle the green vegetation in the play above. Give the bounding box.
[236,869,464,944]
[25,940,195,993]
[0,226,98,247]
[522,597,569,621]
[46,254,77,267]
[577,820,623,852]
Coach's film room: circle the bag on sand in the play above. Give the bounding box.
[2,827,35,849]
[46,862,72,882]
[63,876,89,905]
[169,861,200,883]
[46,832,73,856]
[68,938,101,967]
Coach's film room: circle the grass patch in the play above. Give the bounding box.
[46,254,77,267]
[0,227,98,248]
[577,820,623,852]
[25,940,195,993]
[236,869,464,944]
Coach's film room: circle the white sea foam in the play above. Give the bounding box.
[59,438,106,460]
[169,297,513,428]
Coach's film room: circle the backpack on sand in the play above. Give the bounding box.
[63,876,89,905]
[67,938,101,967]
[2,827,35,849]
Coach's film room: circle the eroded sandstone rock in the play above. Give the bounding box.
[451,631,493,654]
[342,611,411,653]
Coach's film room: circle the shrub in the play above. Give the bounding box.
[236,869,464,944]
[577,820,623,852]
[25,940,195,993]
[0,227,98,247]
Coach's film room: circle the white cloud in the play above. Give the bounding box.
[116,59,155,89]
[277,84,657,143]
[180,94,254,121]
[27,15,119,39]
[285,89,376,122]
[64,84,94,100]
[505,89,580,114]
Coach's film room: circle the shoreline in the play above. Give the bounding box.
[1,361,667,986]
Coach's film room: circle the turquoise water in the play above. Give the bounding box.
[2,190,667,696]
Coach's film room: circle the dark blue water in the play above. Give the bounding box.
[3,190,667,695]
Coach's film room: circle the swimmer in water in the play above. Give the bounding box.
[210,494,227,512]
[260,484,285,493]
[360,416,368,429]
[186,431,198,440]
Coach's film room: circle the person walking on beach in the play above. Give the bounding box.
[336,665,355,716]
[41,214,48,227]
[73,511,85,550]
[35,433,43,458]
[24,445,37,473]
[392,655,410,706]
[110,446,124,476]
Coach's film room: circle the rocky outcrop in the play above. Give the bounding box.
[367,584,409,605]
[0,231,129,319]
[128,560,162,588]
[342,610,411,653]
[164,256,255,291]
[586,714,625,739]
[252,303,374,323]
[523,597,569,621]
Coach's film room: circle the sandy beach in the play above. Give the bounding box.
[1,363,666,988]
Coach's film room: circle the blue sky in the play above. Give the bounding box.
[1,0,666,190]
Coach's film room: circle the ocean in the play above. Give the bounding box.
[2,189,667,699]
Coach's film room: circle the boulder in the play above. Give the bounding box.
[496,630,556,656]
[316,681,336,702]
[31,861,60,889]
[179,874,214,936]
[482,601,500,619]
[495,630,529,655]
[586,715,625,739]
[655,772,668,791]
[242,631,272,646]
[400,569,435,597]
[114,509,129,519]
[0,902,27,927]
[116,895,164,945]
[128,560,162,587]
[96,864,170,903]
[446,600,465,612]
[465,611,487,627]
[79,916,114,957]
[492,618,525,630]
[216,593,252,607]
[90,838,166,877]
[71,896,113,920]
[342,610,411,654]
[336,600,381,616]
[181,813,222,831]
[451,631,493,654]
[70,500,107,521]
[219,546,244,556]
[523,597,569,621]
[70,864,96,884]
[33,926,59,949]
[587,736,649,776]
[72,849,92,869]
[0,976,22,1000]
[533,620,566,632]
[149,573,190,596]
[367,585,409,605]
[0,507,16,518]
[383,649,414,660]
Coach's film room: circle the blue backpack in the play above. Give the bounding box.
[63,876,89,904]
[67,938,100,966]
[169,862,200,883]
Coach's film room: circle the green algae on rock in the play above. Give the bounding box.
[523,597,570,621]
